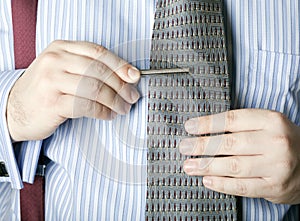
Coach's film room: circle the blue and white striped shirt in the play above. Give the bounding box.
[0,0,299,220]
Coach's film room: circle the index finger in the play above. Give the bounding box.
[184,109,272,135]
[51,40,140,84]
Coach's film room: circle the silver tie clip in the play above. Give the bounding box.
[140,68,190,76]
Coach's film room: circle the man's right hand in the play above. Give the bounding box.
[7,40,141,142]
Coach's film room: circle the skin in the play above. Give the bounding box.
[7,40,141,142]
[179,109,300,204]
[7,40,300,205]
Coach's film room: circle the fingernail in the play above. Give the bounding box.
[130,89,140,102]
[179,139,194,155]
[183,160,198,173]
[128,67,140,81]
[202,177,212,187]
[184,119,198,134]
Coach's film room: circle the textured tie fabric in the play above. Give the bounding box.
[146,0,237,220]
[11,0,45,221]
[12,0,38,69]
[20,177,44,221]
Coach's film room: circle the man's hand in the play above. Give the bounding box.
[7,40,141,142]
[179,109,300,204]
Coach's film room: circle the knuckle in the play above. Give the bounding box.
[224,134,236,151]
[273,179,288,194]
[236,181,248,195]
[40,51,61,64]
[95,105,112,120]
[278,158,296,173]
[51,39,67,47]
[87,79,103,98]
[102,113,115,121]
[114,78,126,94]
[111,93,122,109]
[268,111,287,127]
[273,135,291,148]
[228,157,240,175]
[97,103,105,113]
[94,103,104,118]
[47,40,69,51]
[83,99,95,114]
[93,45,107,58]
[225,111,235,129]
[95,62,107,75]
[269,176,291,200]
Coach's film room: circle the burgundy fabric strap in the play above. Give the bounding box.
[20,177,45,221]
[12,0,38,68]
[11,0,45,221]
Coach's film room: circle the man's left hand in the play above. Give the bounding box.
[179,109,300,204]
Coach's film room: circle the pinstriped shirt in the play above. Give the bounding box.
[0,0,299,220]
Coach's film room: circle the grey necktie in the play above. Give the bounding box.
[146,0,237,220]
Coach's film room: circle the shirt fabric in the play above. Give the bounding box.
[0,0,299,220]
